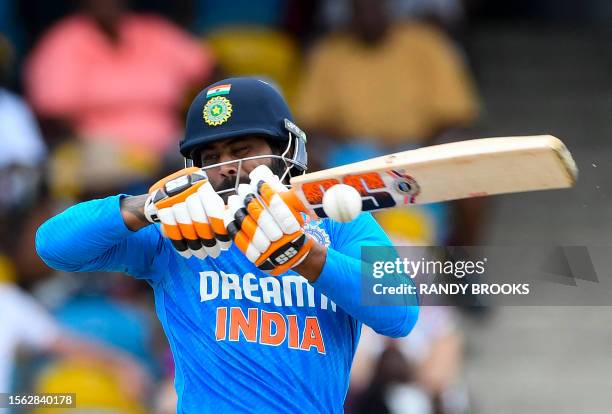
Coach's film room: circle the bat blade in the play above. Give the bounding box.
[289,135,578,218]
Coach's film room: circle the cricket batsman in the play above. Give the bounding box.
[36,77,419,413]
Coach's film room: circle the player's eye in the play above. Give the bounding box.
[201,153,220,166]
[232,145,250,158]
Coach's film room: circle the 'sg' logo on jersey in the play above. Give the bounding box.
[203,96,233,126]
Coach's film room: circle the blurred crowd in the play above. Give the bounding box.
[1,0,484,413]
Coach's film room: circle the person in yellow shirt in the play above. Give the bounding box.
[298,0,478,149]
[297,0,483,246]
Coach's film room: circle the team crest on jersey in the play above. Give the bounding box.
[203,96,233,126]
[303,221,330,247]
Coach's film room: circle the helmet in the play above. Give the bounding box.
[180,77,307,176]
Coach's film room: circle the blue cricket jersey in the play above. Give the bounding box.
[36,195,418,413]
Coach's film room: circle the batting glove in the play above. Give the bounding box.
[224,165,314,276]
[144,167,231,259]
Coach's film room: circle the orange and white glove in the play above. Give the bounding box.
[144,167,231,259]
[224,165,314,276]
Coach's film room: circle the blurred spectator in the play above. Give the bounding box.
[0,281,61,397]
[155,379,179,414]
[190,0,290,34]
[0,281,151,410]
[0,35,46,197]
[0,34,46,247]
[0,34,10,82]
[2,29,159,411]
[187,0,323,49]
[24,0,214,162]
[205,28,302,104]
[393,0,466,27]
[0,2,26,84]
[153,348,178,414]
[47,139,157,201]
[298,0,478,151]
[349,308,468,414]
[187,1,320,104]
[298,0,483,246]
[0,83,45,211]
[320,0,466,37]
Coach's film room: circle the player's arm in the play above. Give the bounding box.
[35,195,164,276]
[36,167,231,274]
[310,214,419,338]
[120,194,150,231]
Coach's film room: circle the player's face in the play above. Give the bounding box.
[196,136,279,199]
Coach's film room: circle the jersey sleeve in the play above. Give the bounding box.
[312,213,419,338]
[35,195,166,282]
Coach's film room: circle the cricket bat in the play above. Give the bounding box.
[287,135,577,218]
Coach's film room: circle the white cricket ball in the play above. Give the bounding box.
[322,184,363,222]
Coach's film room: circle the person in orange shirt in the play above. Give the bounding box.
[25,0,214,159]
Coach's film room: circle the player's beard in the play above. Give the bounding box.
[216,175,243,203]
[215,157,286,202]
